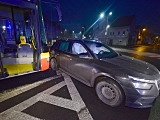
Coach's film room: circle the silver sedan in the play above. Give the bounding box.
[50,39,160,108]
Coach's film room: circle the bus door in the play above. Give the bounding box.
[0,6,35,77]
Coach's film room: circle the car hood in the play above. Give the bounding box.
[101,55,159,77]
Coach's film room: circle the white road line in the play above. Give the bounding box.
[78,107,93,120]
[62,73,85,103]
[0,72,93,120]
[0,81,66,120]
[40,94,79,111]
[148,56,160,57]
[40,81,66,95]
[0,75,61,102]
[3,111,41,120]
[62,72,93,120]
[0,93,41,119]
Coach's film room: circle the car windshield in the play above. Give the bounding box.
[84,41,118,59]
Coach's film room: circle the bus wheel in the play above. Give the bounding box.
[50,58,58,71]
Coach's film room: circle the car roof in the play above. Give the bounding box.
[57,39,102,43]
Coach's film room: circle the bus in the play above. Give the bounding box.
[0,0,61,78]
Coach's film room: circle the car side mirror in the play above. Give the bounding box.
[78,53,90,58]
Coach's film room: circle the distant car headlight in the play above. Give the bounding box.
[128,76,155,90]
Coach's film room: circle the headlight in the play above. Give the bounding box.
[128,76,154,90]
[132,81,152,90]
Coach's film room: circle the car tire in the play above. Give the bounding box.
[95,78,124,107]
[50,58,58,71]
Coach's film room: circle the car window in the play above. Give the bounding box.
[89,44,110,54]
[71,42,87,55]
[84,41,118,59]
[52,41,60,50]
[50,41,59,51]
[59,41,69,52]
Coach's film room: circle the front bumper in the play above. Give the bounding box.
[123,83,159,108]
[125,95,158,108]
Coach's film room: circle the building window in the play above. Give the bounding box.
[118,31,120,35]
[123,31,125,35]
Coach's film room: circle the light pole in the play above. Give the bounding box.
[82,26,86,39]
[106,12,112,27]
[142,28,147,44]
[105,12,112,36]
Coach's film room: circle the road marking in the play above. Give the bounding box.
[3,111,41,120]
[0,75,61,102]
[0,72,93,120]
[62,72,93,120]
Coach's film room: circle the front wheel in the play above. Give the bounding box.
[50,58,58,71]
[95,78,124,107]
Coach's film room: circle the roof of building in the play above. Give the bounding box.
[111,15,135,27]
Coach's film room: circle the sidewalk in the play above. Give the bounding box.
[112,47,160,60]
[110,44,160,54]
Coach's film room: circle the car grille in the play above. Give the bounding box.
[157,79,160,90]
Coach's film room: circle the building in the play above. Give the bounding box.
[92,17,108,40]
[104,15,138,46]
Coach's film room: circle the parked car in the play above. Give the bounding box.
[50,39,160,108]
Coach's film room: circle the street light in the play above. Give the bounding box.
[142,28,146,32]
[106,25,110,29]
[142,28,147,44]
[84,12,105,36]
[109,12,112,16]
[100,13,105,19]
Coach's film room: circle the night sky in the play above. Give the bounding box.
[42,0,160,34]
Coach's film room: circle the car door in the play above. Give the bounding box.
[68,42,95,85]
[57,41,70,71]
